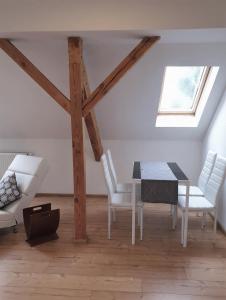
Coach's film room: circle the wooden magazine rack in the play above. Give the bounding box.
[23,203,60,246]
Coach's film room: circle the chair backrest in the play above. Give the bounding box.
[101,154,115,198]
[198,151,217,192]
[2,155,48,197]
[106,149,118,190]
[205,155,226,206]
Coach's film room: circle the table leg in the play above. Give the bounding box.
[132,182,136,245]
[183,183,190,247]
[172,205,177,230]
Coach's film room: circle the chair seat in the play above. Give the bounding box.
[0,209,16,228]
[0,209,13,222]
[116,183,132,193]
[178,195,214,211]
[178,185,204,196]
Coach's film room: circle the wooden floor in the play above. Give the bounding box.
[1,196,226,300]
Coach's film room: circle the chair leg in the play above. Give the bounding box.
[132,207,136,245]
[137,207,140,226]
[214,209,218,235]
[201,211,207,230]
[132,183,136,245]
[183,209,189,247]
[108,207,111,239]
[172,205,174,229]
[112,208,116,222]
[140,207,143,241]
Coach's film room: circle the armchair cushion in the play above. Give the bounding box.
[2,170,35,196]
[0,173,21,209]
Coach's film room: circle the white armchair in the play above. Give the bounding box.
[0,155,48,231]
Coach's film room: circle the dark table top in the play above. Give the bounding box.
[133,161,188,181]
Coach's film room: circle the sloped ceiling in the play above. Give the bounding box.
[0,31,226,140]
[1,0,226,32]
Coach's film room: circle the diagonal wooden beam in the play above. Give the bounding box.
[0,38,102,161]
[82,36,160,117]
[0,39,71,113]
[82,61,103,161]
[68,37,86,240]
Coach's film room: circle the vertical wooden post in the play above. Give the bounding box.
[68,37,86,240]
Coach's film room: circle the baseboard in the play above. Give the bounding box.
[36,193,107,198]
[87,194,107,198]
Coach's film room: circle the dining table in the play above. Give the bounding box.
[131,161,190,245]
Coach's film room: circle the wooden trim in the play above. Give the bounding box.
[36,193,74,198]
[36,193,107,198]
[86,194,107,198]
[82,61,103,161]
[191,66,211,113]
[158,66,211,116]
[0,39,71,113]
[68,37,86,240]
[82,36,160,116]
[158,112,196,116]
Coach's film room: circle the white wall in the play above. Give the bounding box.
[0,138,202,194]
[90,42,226,140]
[202,90,226,230]
[96,140,202,194]
[1,0,226,32]
[1,39,226,141]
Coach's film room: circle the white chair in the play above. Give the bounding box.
[0,155,48,231]
[106,149,132,193]
[178,151,217,197]
[178,155,226,247]
[101,154,143,241]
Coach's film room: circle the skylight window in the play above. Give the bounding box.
[159,66,210,114]
[156,66,219,127]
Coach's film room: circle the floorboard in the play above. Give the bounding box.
[0,196,226,299]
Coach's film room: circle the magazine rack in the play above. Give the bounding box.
[23,203,60,246]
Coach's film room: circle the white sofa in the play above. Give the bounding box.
[0,155,48,230]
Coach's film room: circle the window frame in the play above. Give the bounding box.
[158,66,211,116]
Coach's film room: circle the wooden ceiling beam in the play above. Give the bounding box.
[68,37,86,240]
[82,36,160,117]
[0,39,71,114]
[82,61,103,161]
[0,38,103,161]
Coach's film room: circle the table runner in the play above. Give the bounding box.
[133,161,188,204]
